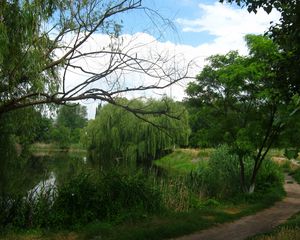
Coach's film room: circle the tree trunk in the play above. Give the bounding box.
[248,183,255,194]
[238,154,248,193]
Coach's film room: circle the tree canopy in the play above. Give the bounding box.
[0,0,189,117]
[56,105,87,131]
[85,98,190,169]
[220,0,300,98]
[186,34,299,193]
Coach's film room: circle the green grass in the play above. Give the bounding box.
[1,148,286,240]
[1,185,284,240]
[154,148,213,174]
[155,148,288,175]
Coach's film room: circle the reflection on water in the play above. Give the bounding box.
[3,151,87,196]
[28,171,56,200]
[3,150,166,197]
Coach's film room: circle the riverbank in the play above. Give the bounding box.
[0,185,285,240]
[0,148,287,240]
[30,142,86,155]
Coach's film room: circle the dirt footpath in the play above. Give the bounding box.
[172,174,300,240]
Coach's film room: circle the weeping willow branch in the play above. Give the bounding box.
[0,0,193,118]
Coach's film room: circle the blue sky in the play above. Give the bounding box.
[64,0,281,118]
[144,0,221,46]
[117,0,281,49]
[118,0,276,47]
[119,0,220,46]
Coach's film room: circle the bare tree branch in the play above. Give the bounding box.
[0,0,193,119]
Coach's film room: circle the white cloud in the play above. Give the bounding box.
[177,2,281,54]
[62,32,193,118]
[62,2,281,119]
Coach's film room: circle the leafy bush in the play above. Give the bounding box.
[187,145,242,198]
[187,145,283,198]
[0,170,162,230]
[284,148,299,160]
[52,170,162,227]
[290,168,300,184]
[255,160,284,191]
[0,188,55,229]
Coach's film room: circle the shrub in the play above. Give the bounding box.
[255,160,284,191]
[290,168,300,184]
[284,148,299,160]
[187,145,242,198]
[99,170,162,217]
[0,188,55,229]
[51,170,162,227]
[52,172,102,226]
[0,170,163,230]
[187,145,283,199]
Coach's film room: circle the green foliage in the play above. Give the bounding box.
[255,159,284,191]
[221,0,300,98]
[185,34,296,192]
[85,98,190,168]
[53,170,162,226]
[186,36,283,150]
[0,148,286,238]
[187,145,283,198]
[0,108,53,195]
[187,145,241,198]
[0,1,59,109]
[50,104,88,148]
[284,149,299,160]
[157,176,200,212]
[0,170,162,229]
[290,168,300,185]
[50,125,71,149]
[0,0,135,115]
[154,149,202,174]
[56,105,87,131]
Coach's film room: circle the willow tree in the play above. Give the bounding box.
[0,0,190,188]
[0,0,190,116]
[84,98,190,169]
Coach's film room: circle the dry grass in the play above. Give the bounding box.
[222,207,243,215]
[157,178,193,212]
[179,148,200,157]
[253,227,300,240]
[272,157,300,171]
[2,233,79,240]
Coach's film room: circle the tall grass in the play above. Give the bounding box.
[0,170,162,230]
[186,145,284,198]
[0,146,286,238]
[252,228,300,240]
[155,176,199,212]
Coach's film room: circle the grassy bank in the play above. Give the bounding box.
[154,148,214,174]
[30,142,86,155]
[1,186,284,240]
[0,147,286,240]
